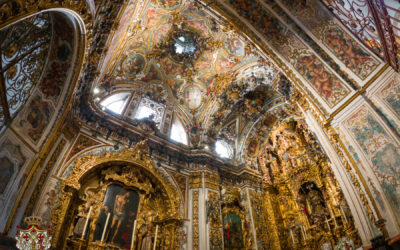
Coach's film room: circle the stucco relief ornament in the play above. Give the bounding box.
[15,216,52,250]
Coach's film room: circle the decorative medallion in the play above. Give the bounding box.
[224,37,245,57]
[122,54,146,76]
[183,85,202,109]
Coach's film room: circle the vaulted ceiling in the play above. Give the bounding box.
[85,0,294,165]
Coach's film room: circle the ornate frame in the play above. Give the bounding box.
[50,140,183,249]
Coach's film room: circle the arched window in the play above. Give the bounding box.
[0,13,52,132]
[215,140,233,159]
[170,115,188,145]
[134,97,165,128]
[100,92,130,115]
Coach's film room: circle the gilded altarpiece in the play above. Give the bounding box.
[48,143,184,249]
[259,120,361,249]
[249,189,281,249]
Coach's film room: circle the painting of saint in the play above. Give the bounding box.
[183,85,202,109]
[224,37,245,57]
[222,212,244,249]
[122,54,145,76]
[158,0,181,10]
[0,156,14,194]
[18,95,53,143]
[94,184,139,249]
[246,139,259,157]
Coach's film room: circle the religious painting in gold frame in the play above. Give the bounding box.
[246,139,259,157]
[92,184,140,248]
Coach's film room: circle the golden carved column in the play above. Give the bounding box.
[250,188,281,250]
[204,171,223,249]
[51,186,78,249]
[189,171,203,250]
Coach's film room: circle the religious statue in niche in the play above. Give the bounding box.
[298,182,328,225]
[94,184,140,249]
[73,201,97,239]
[122,54,145,76]
[139,222,153,250]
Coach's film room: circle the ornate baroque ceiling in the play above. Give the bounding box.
[86,0,293,166]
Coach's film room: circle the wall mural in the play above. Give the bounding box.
[227,0,351,108]
[379,77,400,119]
[323,27,378,79]
[346,106,400,222]
[39,16,74,103]
[16,94,54,144]
[100,0,138,73]
[0,138,26,195]
[278,0,380,80]
[12,12,76,145]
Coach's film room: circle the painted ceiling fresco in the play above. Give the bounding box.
[94,0,291,162]
[320,0,400,71]
[100,0,271,110]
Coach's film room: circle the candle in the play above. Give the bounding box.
[101,212,111,242]
[130,220,137,250]
[325,217,331,231]
[81,206,92,240]
[340,206,348,224]
[329,207,338,227]
[300,226,306,240]
[303,225,307,240]
[153,224,159,250]
[289,229,295,244]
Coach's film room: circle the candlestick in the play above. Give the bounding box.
[130,220,137,250]
[340,206,348,224]
[81,206,92,240]
[289,229,295,244]
[101,212,111,242]
[153,225,159,250]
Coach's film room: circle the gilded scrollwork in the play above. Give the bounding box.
[49,140,183,248]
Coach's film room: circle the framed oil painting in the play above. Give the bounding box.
[94,184,140,249]
[222,211,244,249]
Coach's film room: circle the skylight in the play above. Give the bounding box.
[215,140,233,159]
[100,92,130,115]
